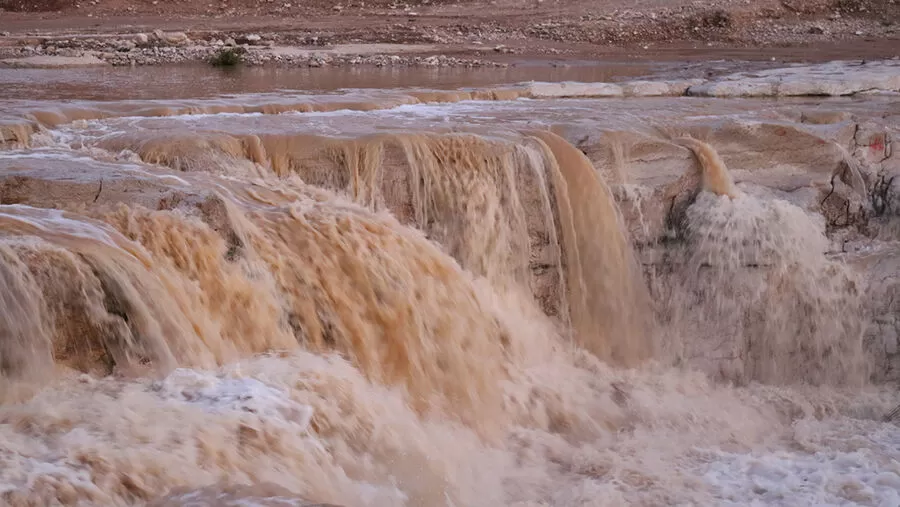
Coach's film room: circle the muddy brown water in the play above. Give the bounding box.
[0,63,666,100]
[0,58,795,101]
[1,62,900,506]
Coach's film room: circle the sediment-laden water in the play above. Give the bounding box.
[1,63,900,507]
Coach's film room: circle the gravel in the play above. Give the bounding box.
[0,33,510,67]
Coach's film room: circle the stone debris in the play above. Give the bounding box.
[1,0,897,51]
[0,34,509,68]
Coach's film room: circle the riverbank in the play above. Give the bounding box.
[1,0,898,68]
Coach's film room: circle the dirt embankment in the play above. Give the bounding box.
[0,0,898,65]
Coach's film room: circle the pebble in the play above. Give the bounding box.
[3,2,888,67]
[3,36,509,68]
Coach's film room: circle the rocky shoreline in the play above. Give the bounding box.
[0,31,512,68]
[2,0,899,70]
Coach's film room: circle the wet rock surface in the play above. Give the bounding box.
[584,97,900,381]
[688,60,900,97]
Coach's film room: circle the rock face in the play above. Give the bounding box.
[572,97,900,382]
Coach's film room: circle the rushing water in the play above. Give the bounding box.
[1,65,899,506]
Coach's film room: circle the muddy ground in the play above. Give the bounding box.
[0,0,899,66]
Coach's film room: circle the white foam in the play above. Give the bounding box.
[703,418,900,506]
[153,368,314,431]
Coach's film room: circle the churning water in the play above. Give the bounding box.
[1,65,900,507]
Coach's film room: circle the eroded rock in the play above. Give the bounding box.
[688,60,900,97]
[528,81,624,98]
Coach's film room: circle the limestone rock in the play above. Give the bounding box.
[688,60,900,97]
[687,79,777,97]
[0,54,108,68]
[620,80,673,97]
[528,81,624,98]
